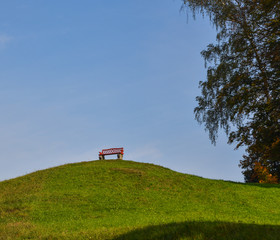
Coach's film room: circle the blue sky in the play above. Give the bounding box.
[0,0,245,182]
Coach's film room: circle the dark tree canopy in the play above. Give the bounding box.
[182,0,280,182]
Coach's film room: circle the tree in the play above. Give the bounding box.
[250,162,278,184]
[181,0,280,182]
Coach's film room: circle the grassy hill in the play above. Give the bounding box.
[0,160,279,239]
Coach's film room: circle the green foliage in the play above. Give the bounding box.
[182,0,280,182]
[0,160,280,239]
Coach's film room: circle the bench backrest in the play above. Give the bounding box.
[99,148,124,156]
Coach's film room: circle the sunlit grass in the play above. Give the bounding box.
[0,160,279,239]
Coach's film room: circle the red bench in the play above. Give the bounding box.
[99,148,124,160]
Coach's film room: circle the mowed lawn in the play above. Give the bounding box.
[0,160,279,239]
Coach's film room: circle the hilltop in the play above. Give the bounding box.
[0,160,279,239]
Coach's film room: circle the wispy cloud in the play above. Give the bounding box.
[0,34,13,48]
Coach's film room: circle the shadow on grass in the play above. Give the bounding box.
[245,183,280,189]
[113,221,280,240]
[220,180,280,189]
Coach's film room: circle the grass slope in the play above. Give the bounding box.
[0,160,279,239]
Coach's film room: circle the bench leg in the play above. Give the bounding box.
[99,155,105,160]
[117,154,123,160]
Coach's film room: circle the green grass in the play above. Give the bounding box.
[0,160,279,239]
